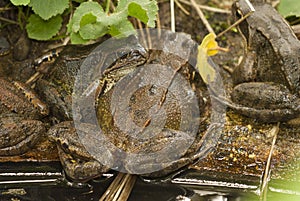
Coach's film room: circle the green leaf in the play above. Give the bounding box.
[26,14,62,40]
[68,0,158,44]
[278,0,300,17]
[105,11,128,26]
[79,21,108,39]
[10,0,30,6]
[128,3,148,24]
[29,0,69,20]
[72,0,86,3]
[70,32,89,44]
[116,0,158,27]
[109,20,136,38]
[80,13,97,27]
[69,1,105,33]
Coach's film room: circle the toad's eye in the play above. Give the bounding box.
[236,8,243,19]
[232,2,242,21]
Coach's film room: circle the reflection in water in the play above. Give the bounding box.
[0,162,300,201]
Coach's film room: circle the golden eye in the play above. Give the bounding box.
[236,8,243,18]
[232,2,243,20]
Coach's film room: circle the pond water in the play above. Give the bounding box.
[1,162,299,201]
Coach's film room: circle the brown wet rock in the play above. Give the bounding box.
[191,111,300,181]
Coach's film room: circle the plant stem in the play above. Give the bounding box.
[105,0,111,14]
[0,16,18,25]
[17,7,24,29]
[190,0,214,35]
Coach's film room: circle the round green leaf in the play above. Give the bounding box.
[278,0,300,17]
[116,0,158,27]
[80,13,97,27]
[30,0,69,20]
[72,0,86,3]
[26,14,62,40]
[79,14,107,40]
[109,20,135,38]
[70,1,104,33]
[10,0,30,6]
[79,22,108,40]
[128,3,148,25]
[70,32,89,44]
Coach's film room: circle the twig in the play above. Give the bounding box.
[0,7,15,11]
[156,13,162,38]
[175,0,190,15]
[158,65,183,107]
[170,0,175,32]
[118,175,137,200]
[260,122,280,199]
[216,0,255,38]
[0,16,18,25]
[145,26,152,49]
[26,72,41,86]
[112,174,134,201]
[99,173,124,201]
[99,173,137,201]
[216,11,254,38]
[136,21,152,50]
[179,0,230,14]
[137,20,148,49]
[140,65,183,134]
[190,0,215,35]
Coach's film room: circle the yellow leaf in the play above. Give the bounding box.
[199,33,219,56]
[197,33,219,84]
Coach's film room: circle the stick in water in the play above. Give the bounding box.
[99,173,137,201]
